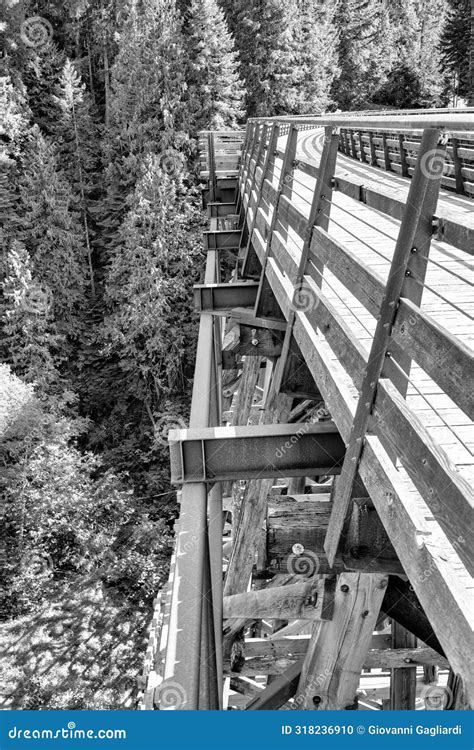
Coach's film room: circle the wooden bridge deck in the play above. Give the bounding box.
[142,111,474,712]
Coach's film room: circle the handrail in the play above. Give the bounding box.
[248,109,474,131]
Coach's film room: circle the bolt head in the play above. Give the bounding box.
[292,543,305,555]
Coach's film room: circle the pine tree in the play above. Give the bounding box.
[332,0,394,109]
[292,0,340,113]
[1,241,64,390]
[98,0,189,261]
[439,0,471,102]
[53,59,102,295]
[383,0,448,107]
[102,156,203,409]
[18,126,88,333]
[184,0,245,133]
[221,0,300,116]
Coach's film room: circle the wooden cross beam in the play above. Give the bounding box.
[223,576,335,622]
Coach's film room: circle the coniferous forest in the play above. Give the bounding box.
[1,0,471,709]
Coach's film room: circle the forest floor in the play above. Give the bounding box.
[0,580,148,710]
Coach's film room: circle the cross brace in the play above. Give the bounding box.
[168,423,345,483]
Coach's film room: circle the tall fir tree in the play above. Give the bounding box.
[439,0,471,102]
[18,126,88,334]
[53,59,102,294]
[381,0,448,107]
[1,241,64,391]
[332,0,394,109]
[292,0,340,113]
[183,0,245,134]
[102,156,202,410]
[98,0,189,261]
[221,0,300,116]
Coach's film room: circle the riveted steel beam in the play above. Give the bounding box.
[194,282,259,313]
[169,423,345,483]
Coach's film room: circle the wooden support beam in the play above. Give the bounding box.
[390,621,417,709]
[223,576,334,622]
[295,573,388,709]
[245,660,303,710]
[266,495,404,575]
[226,645,448,677]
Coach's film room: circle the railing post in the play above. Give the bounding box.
[359,130,367,163]
[382,132,392,171]
[208,132,217,202]
[451,136,466,195]
[368,131,377,166]
[324,128,447,566]
[399,133,409,177]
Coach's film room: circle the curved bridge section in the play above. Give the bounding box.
[140,111,474,711]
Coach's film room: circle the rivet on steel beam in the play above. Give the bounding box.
[361,610,369,618]
[340,584,350,593]
[312,695,322,707]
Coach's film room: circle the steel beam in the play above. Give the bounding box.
[207,202,238,218]
[194,282,259,313]
[169,423,345,483]
[203,229,241,250]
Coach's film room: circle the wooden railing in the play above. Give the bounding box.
[338,128,474,196]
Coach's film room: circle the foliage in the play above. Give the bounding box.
[184,0,245,133]
[439,0,471,102]
[332,0,394,109]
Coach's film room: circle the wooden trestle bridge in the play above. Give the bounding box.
[140,110,474,711]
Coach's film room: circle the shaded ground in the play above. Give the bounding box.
[0,580,149,710]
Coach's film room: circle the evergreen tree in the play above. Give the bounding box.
[439,0,471,102]
[102,156,202,410]
[332,0,394,109]
[292,0,340,113]
[221,0,300,116]
[184,0,245,133]
[1,241,64,391]
[98,0,189,261]
[384,0,448,107]
[18,126,88,333]
[53,59,102,294]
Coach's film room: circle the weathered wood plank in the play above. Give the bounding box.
[373,379,474,575]
[392,298,474,420]
[295,573,388,709]
[360,436,474,705]
[223,577,333,622]
[226,646,448,677]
